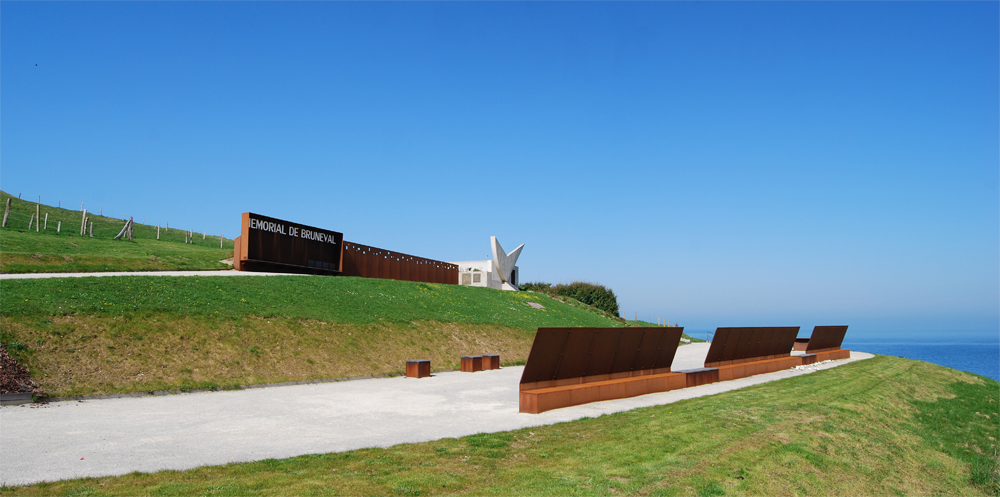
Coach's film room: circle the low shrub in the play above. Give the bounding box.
[522,281,620,317]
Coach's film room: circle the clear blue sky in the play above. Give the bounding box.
[3,2,997,336]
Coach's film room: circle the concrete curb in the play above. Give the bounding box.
[0,392,33,405]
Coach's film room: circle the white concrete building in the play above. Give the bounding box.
[451,236,523,291]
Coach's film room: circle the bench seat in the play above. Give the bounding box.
[713,356,803,381]
[811,348,851,362]
[519,371,687,414]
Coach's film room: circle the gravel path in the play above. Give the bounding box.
[0,344,872,487]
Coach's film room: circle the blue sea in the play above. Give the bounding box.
[686,329,999,382]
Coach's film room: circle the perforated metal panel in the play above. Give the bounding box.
[340,241,458,285]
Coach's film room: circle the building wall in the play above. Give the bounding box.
[451,260,518,290]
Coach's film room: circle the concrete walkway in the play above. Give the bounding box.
[0,344,873,487]
[0,270,299,280]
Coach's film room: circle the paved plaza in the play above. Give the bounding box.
[0,343,872,486]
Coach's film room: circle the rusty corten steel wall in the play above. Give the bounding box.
[340,241,458,285]
[519,327,683,389]
[236,213,344,275]
[805,326,849,353]
[703,327,799,368]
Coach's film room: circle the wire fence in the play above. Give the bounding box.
[1,193,234,249]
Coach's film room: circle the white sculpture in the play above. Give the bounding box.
[491,236,524,291]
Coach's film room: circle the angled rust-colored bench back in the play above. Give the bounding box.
[802,325,851,363]
[703,327,801,380]
[704,327,800,367]
[520,327,683,390]
[805,325,848,353]
[519,327,685,413]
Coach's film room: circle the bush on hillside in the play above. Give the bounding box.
[519,282,553,293]
[521,281,620,317]
[554,282,620,317]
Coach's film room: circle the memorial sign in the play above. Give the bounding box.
[235,212,343,274]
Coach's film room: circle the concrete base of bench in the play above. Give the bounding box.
[713,356,802,381]
[519,372,687,414]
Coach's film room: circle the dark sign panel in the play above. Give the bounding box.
[237,212,343,274]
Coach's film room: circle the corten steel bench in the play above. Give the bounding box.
[461,355,483,372]
[518,327,686,414]
[696,327,802,381]
[406,360,431,378]
[800,325,850,364]
[482,354,501,370]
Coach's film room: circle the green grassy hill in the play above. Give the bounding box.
[0,191,233,273]
[1,274,654,397]
[5,356,997,496]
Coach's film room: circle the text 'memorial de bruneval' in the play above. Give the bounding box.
[234,212,344,274]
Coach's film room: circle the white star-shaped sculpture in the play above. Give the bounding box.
[491,236,523,289]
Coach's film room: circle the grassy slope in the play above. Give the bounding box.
[1,275,636,396]
[0,191,232,273]
[5,356,997,496]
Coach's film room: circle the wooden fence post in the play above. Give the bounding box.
[89,221,93,237]
[44,213,48,230]
[80,209,87,236]
[57,221,61,233]
[220,234,224,248]
[157,226,160,240]
[2,198,10,228]
[128,217,133,241]
[28,214,34,230]
[203,231,205,240]
[36,200,40,232]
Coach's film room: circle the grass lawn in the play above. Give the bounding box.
[2,275,679,396]
[4,356,997,496]
[0,191,232,273]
